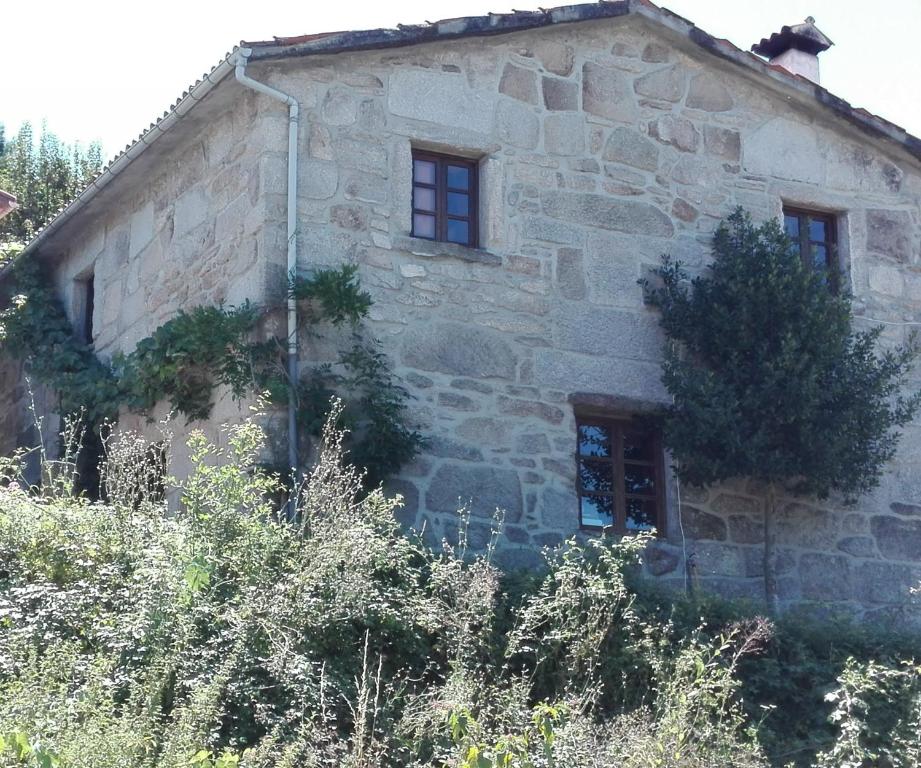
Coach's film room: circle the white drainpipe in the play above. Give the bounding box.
[235,49,301,486]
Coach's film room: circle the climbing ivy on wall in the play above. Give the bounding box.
[0,261,421,487]
[0,260,120,424]
[115,302,274,421]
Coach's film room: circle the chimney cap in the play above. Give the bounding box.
[751,17,834,58]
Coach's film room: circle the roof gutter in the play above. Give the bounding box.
[0,51,238,282]
[234,48,302,502]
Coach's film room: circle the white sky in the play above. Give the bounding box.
[2,0,919,160]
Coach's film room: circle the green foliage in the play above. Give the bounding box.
[0,261,419,486]
[643,207,921,499]
[446,702,566,767]
[292,264,421,485]
[292,264,372,326]
[0,259,120,423]
[115,303,270,422]
[632,584,921,766]
[0,121,103,247]
[299,340,423,488]
[816,658,921,767]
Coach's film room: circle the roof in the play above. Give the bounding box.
[752,17,834,58]
[8,0,921,276]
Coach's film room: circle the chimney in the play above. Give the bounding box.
[751,17,833,84]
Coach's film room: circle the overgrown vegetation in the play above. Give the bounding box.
[0,261,420,485]
[1,411,920,767]
[643,208,921,609]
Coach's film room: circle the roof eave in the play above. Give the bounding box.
[244,2,631,59]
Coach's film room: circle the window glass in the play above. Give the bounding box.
[579,461,613,493]
[624,465,656,495]
[414,187,435,212]
[623,430,654,462]
[447,192,469,216]
[447,165,469,190]
[626,498,656,531]
[446,220,469,244]
[578,424,610,457]
[581,496,614,528]
[413,159,436,184]
[809,219,828,241]
[413,213,435,239]
[812,244,828,270]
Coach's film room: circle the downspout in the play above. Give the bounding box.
[235,49,301,493]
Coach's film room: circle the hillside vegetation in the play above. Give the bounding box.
[1,407,919,767]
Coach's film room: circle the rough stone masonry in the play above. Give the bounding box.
[2,8,921,625]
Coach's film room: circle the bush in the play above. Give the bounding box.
[0,406,916,766]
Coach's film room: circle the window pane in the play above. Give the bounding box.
[447,219,469,245]
[784,214,799,239]
[581,495,614,528]
[578,424,610,457]
[447,164,469,190]
[626,498,657,531]
[447,192,469,216]
[413,159,436,184]
[623,430,654,462]
[414,186,436,212]
[413,213,435,239]
[809,218,829,242]
[580,461,613,493]
[812,244,829,270]
[625,465,655,495]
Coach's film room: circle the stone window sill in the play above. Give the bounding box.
[392,235,501,266]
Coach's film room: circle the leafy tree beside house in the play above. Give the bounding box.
[644,208,921,612]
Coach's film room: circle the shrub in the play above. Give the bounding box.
[0,407,916,767]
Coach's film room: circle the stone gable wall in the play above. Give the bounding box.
[252,15,921,623]
[6,15,921,622]
[1,88,286,481]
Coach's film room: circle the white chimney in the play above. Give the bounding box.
[752,17,833,84]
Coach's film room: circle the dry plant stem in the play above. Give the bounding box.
[763,482,778,615]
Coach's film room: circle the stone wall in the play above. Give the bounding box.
[250,14,921,622]
[3,86,287,482]
[8,13,921,622]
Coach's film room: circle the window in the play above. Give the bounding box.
[783,207,839,290]
[411,150,478,248]
[575,414,664,534]
[75,273,95,345]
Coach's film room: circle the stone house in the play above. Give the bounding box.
[2,1,921,623]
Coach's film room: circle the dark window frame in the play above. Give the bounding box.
[783,206,839,292]
[411,149,479,248]
[574,411,666,537]
[75,273,95,346]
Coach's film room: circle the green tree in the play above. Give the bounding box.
[0,121,103,247]
[644,208,921,612]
